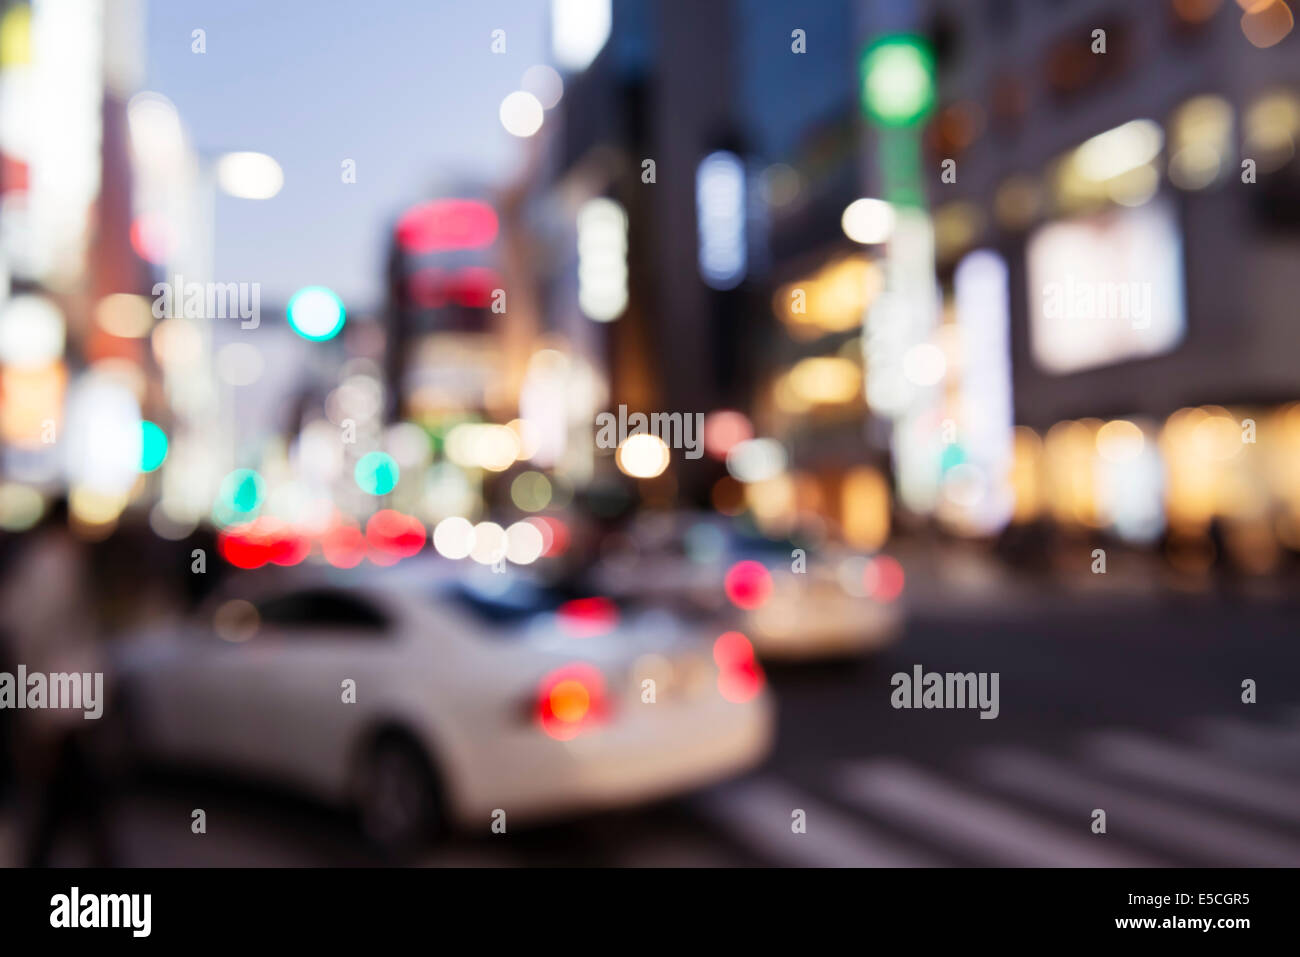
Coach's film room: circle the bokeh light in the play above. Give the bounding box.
[216,469,265,523]
[713,631,764,703]
[521,64,564,109]
[469,521,507,564]
[841,198,895,244]
[724,560,774,610]
[140,420,168,472]
[500,90,544,137]
[860,35,935,127]
[433,516,476,559]
[616,433,671,479]
[286,286,346,341]
[214,599,260,643]
[366,510,426,562]
[505,520,545,564]
[215,151,284,199]
[511,471,553,511]
[354,451,399,495]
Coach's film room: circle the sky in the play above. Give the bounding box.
[145,0,552,313]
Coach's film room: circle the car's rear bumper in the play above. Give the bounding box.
[746,602,902,660]
[448,692,775,828]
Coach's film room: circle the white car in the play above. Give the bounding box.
[112,564,774,853]
[592,515,905,661]
[741,559,903,661]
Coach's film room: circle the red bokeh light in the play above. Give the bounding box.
[529,516,570,557]
[130,213,171,265]
[713,631,764,703]
[446,266,499,307]
[365,510,426,564]
[703,409,754,460]
[864,555,905,602]
[537,662,609,740]
[218,526,268,570]
[321,523,367,569]
[218,519,308,570]
[408,266,502,309]
[557,597,619,637]
[407,268,449,308]
[724,560,773,610]
[396,199,499,254]
[1,153,28,194]
[712,630,753,669]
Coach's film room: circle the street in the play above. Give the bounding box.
[11,566,1296,868]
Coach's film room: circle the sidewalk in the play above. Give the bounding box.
[890,541,1296,617]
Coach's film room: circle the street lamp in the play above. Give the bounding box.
[214,151,284,200]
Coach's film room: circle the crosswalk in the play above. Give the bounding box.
[688,710,1300,867]
[9,711,1296,867]
[836,759,1161,867]
[1081,730,1300,824]
[693,778,943,867]
[1193,711,1300,773]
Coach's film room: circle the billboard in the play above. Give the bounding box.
[1026,200,1185,374]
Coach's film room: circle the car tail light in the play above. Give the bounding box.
[724,560,773,610]
[712,631,764,703]
[864,555,905,602]
[556,597,619,637]
[536,663,610,740]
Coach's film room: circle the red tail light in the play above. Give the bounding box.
[218,519,309,569]
[557,597,619,637]
[864,555,905,602]
[536,663,610,740]
[725,560,773,610]
[713,631,764,703]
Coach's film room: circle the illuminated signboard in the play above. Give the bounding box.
[1026,200,1185,375]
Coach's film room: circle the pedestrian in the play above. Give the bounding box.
[0,498,119,866]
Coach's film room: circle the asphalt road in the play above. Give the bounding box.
[6,572,1300,867]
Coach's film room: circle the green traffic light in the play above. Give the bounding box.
[287,286,346,341]
[860,35,935,128]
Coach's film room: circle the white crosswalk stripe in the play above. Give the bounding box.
[835,759,1163,867]
[1084,730,1300,825]
[975,749,1300,867]
[693,776,944,867]
[1194,715,1300,775]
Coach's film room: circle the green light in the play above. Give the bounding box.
[286,286,346,341]
[355,451,399,495]
[217,468,265,517]
[860,35,935,128]
[140,420,168,472]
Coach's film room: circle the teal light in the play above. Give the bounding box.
[286,286,346,341]
[215,468,265,525]
[860,35,935,128]
[940,442,967,474]
[355,451,399,495]
[140,420,168,472]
